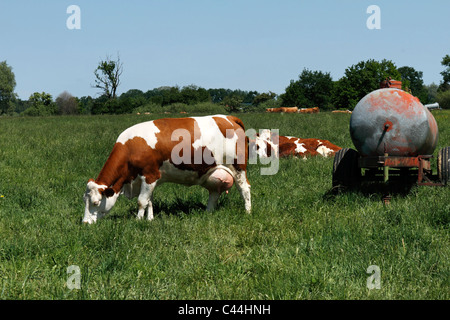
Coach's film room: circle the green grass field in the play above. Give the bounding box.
[0,111,448,299]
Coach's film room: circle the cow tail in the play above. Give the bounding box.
[228,116,245,131]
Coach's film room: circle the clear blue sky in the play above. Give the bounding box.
[1,0,449,100]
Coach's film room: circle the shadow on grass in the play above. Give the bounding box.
[107,198,208,222]
[323,181,416,202]
[153,198,207,217]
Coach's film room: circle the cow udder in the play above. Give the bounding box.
[203,168,234,194]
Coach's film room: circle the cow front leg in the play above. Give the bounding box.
[234,170,251,213]
[137,179,157,221]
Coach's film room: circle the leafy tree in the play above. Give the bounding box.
[207,88,257,105]
[437,90,450,109]
[78,96,94,114]
[281,69,334,109]
[180,85,210,105]
[332,59,402,110]
[424,83,439,104]
[196,87,210,103]
[13,99,30,114]
[243,91,259,104]
[440,54,450,84]
[222,95,243,112]
[23,92,57,116]
[162,86,182,106]
[253,91,276,106]
[208,88,232,103]
[149,94,164,106]
[93,54,123,99]
[145,87,166,106]
[118,89,147,113]
[120,89,145,99]
[437,54,450,93]
[142,86,181,106]
[0,60,17,114]
[398,66,428,103]
[90,94,117,115]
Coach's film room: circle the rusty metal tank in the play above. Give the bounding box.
[350,88,439,157]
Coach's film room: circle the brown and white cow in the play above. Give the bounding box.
[331,110,352,114]
[83,115,251,224]
[298,107,320,114]
[279,136,341,158]
[266,107,298,113]
[280,107,299,113]
[254,129,341,159]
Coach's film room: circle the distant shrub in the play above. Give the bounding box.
[22,107,40,117]
[249,98,282,112]
[21,92,57,116]
[436,90,450,109]
[133,103,164,114]
[185,102,226,114]
[133,102,226,115]
[166,103,189,113]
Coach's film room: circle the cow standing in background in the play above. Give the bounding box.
[298,107,320,114]
[266,107,298,113]
[83,115,251,224]
[332,110,352,114]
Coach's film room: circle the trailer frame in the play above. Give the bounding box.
[332,147,450,192]
[357,154,444,187]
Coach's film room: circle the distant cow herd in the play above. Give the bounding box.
[266,107,320,113]
[266,107,351,114]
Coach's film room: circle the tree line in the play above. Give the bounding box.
[1,55,449,117]
[282,58,450,110]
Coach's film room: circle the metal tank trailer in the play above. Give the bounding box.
[332,80,449,193]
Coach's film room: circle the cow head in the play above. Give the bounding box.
[82,179,119,224]
[254,129,279,158]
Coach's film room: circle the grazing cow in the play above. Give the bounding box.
[298,107,320,114]
[254,129,341,159]
[266,107,281,113]
[83,115,251,224]
[280,107,298,113]
[332,110,352,114]
[266,107,298,113]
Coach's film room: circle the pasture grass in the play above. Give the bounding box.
[0,111,448,299]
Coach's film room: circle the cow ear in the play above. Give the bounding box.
[101,188,115,198]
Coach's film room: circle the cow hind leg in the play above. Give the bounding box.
[206,191,220,212]
[234,171,251,213]
[137,178,157,221]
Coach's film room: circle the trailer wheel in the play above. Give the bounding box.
[437,147,450,185]
[332,148,361,188]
